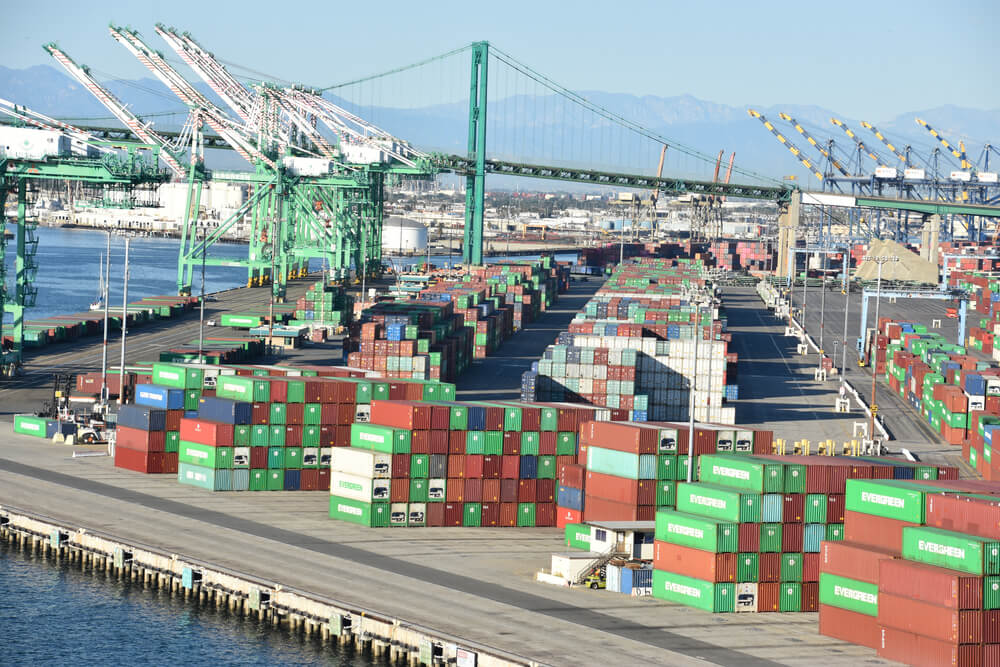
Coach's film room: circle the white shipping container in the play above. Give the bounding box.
[330,470,390,501]
[341,143,386,164]
[903,168,926,180]
[950,170,972,182]
[331,447,392,478]
[874,167,898,179]
[281,156,332,177]
[0,127,71,159]
[978,172,998,184]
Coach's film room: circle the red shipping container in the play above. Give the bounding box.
[738,522,759,552]
[653,540,735,582]
[584,496,639,521]
[250,446,268,469]
[501,455,520,479]
[557,507,582,529]
[482,455,501,479]
[880,558,982,610]
[579,421,657,454]
[826,494,846,523]
[163,452,178,474]
[252,403,269,425]
[821,539,897,584]
[300,469,319,491]
[878,592,982,644]
[114,448,167,474]
[165,409,182,432]
[428,430,448,455]
[447,455,465,479]
[781,523,803,553]
[464,455,484,479]
[536,478,555,503]
[285,403,304,426]
[800,582,818,611]
[502,431,521,456]
[443,503,463,526]
[390,478,409,503]
[819,605,880,650]
[179,419,233,447]
[518,479,537,503]
[586,470,638,504]
[535,503,556,527]
[481,502,500,527]
[370,400,432,430]
[446,478,465,503]
[987,610,1000,643]
[500,479,518,503]
[560,463,585,489]
[927,493,1000,541]
[410,430,430,454]
[449,430,466,454]
[758,553,780,582]
[284,425,303,448]
[482,478,501,503]
[464,478,483,503]
[430,406,450,430]
[318,469,330,490]
[499,502,518,527]
[556,455,576,475]
[802,553,820,583]
[878,626,981,667]
[783,494,804,523]
[845,510,915,553]
[755,582,779,612]
[391,454,410,478]
[116,425,165,452]
[538,432,557,456]
[426,502,445,527]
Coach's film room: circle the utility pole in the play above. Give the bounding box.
[116,238,130,407]
[686,301,702,483]
[99,232,111,407]
[863,254,899,440]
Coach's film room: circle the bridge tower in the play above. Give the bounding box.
[463,41,488,266]
[776,190,801,279]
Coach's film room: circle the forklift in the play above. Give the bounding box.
[39,373,116,445]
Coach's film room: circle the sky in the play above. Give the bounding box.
[2,0,998,121]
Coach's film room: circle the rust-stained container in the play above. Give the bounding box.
[653,540,736,582]
[927,492,1000,541]
[391,478,409,503]
[500,479,518,502]
[783,494,804,523]
[446,478,465,503]
[443,502,463,526]
[464,455,484,479]
[482,478,501,503]
[371,400,432,430]
[844,509,915,552]
[499,502,518,527]
[878,626,981,667]
[579,420,658,454]
[821,539,897,584]
[819,604,880,649]
[560,463,585,489]
[880,558,982,610]
[738,522,759,552]
[482,455,501,479]
[758,552,780,582]
[536,502,556,527]
[391,454,410,478]
[802,553,820,582]
[878,592,982,644]
[586,470,637,504]
[464,478,483,503]
[426,502,445,527]
[757,582,780,612]
[536,478,555,503]
[448,455,465,479]
[782,523,803,553]
[801,582,818,611]
[116,425,165,452]
[518,479,537,503]
[584,496,640,522]
[481,502,500,526]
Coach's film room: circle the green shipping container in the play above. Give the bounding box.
[251,425,269,447]
[781,583,802,612]
[827,524,845,541]
[14,415,54,438]
[901,526,1000,575]
[844,479,929,524]
[655,481,677,507]
[675,483,761,523]
[520,432,539,455]
[165,431,179,453]
[556,432,576,456]
[819,573,878,616]
[759,523,783,553]
[152,362,203,390]
[652,569,734,612]
[302,426,321,447]
[177,462,225,491]
[409,478,428,502]
[286,380,306,404]
[178,441,232,468]
[266,469,284,491]
[781,553,803,582]
[782,464,807,493]
[269,403,287,425]
[658,454,677,480]
[565,523,592,550]
[985,577,1000,610]
[267,447,284,469]
[283,447,303,469]
[233,425,251,447]
[737,553,759,583]
[220,313,262,328]
[697,454,784,493]
[463,503,482,527]
[350,423,408,454]
[537,456,556,479]
[410,455,430,478]
[269,425,285,447]
[304,403,322,425]
[654,509,737,552]
[328,495,390,527]
[805,494,828,524]
[517,503,536,527]
[184,389,201,411]
[249,469,268,491]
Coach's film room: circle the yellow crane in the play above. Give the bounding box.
[830,117,889,169]
[778,112,851,177]
[747,109,824,180]
[860,121,908,164]
[915,118,973,170]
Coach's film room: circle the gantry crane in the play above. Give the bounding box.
[748,109,826,182]
[778,113,851,177]
[829,118,889,172]
[916,118,974,170]
[860,121,909,165]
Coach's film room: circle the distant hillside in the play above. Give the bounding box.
[2,64,996,182]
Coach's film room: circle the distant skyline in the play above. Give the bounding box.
[3,0,997,122]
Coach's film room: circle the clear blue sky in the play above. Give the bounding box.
[3,0,997,120]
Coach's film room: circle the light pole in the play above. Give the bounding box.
[686,300,706,483]
[819,251,827,357]
[841,261,851,389]
[863,254,899,440]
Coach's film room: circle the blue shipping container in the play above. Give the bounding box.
[284,469,301,490]
[134,383,185,410]
[621,566,653,594]
[117,405,167,432]
[557,485,584,511]
[198,396,252,425]
[519,455,538,479]
[762,494,784,523]
[803,523,825,553]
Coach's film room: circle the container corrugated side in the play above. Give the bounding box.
[654,508,737,552]
[818,572,878,616]
[844,479,927,523]
[902,525,1000,575]
[879,557,982,609]
[330,447,392,478]
[651,569,734,612]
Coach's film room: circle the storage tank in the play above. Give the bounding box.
[382,216,428,254]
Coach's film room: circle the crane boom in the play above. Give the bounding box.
[43,43,186,176]
[829,118,888,169]
[860,121,907,163]
[0,96,106,151]
[778,112,851,177]
[721,152,735,202]
[916,118,973,169]
[747,109,824,180]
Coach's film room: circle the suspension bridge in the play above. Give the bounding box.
[2,28,999,369]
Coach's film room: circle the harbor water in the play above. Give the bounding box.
[0,540,374,666]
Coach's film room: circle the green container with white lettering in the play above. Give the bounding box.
[178,440,232,468]
[819,573,878,616]
[152,362,203,389]
[737,553,759,582]
[902,526,1000,575]
[654,509,737,552]
[697,454,784,493]
[564,523,592,550]
[328,495,390,527]
[781,552,803,582]
[652,569,734,612]
[675,482,761,523]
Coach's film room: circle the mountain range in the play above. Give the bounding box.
[3,64,997,184]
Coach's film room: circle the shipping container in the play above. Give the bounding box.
[653,540,736,582]
[879,558,982,609]
[818,572,878,616]
[651,569,734,612]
